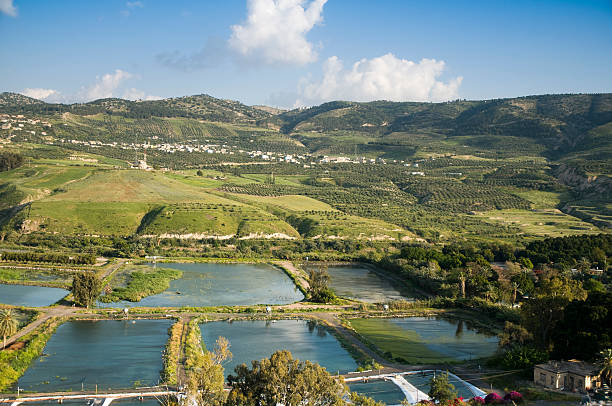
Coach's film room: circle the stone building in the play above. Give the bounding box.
[534,360,600,393]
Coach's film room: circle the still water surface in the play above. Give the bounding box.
[325,265,409,303]
[349,380,407,405]
[390,317,499,361]
[0,283,68,307]
[200,319,358,378]
[18,320,171,392]
[102,263,303,307]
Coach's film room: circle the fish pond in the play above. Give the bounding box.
[17,319,171,392]
[310,265,411,303]
[200,319,358,378]
[0,283,68,307]
[349,380,407,405]
[102,263,303,308]
[349,316,499,363]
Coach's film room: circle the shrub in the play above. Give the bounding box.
[484,393,503,404]
[504,391,523,403]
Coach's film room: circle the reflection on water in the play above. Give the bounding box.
[200,319,357,378]
[391,317,498,360]
[102,263,303,307]
[349,380,407,405]
[320,266,409,303]
[0,283,68,307]
[404,372,479,399]
[18,320,171,392]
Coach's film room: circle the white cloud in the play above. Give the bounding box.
[0,0,17,17]
[229,0,327,65]
[295,54,463,106]
[126,1,144,9]
[85,69,133,101]
[123,88,162,101]
[21,88,59,101]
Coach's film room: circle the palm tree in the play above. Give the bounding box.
[598,348,612,386]
[0,309,18,349]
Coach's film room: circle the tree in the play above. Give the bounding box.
[428,371,458,405]
[226,350,346,406]
[550,291,612,360]
[499,321,532,349]
[0,309,18,348]
[71,273,102,308]
[520,276,587,350]
[308,266,336,303]
[458,272,466,298]
[187,336,231,406]
[597,349,612,386]
[348,392,384,406]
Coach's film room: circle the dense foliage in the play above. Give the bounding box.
[226,350,346,406]
[71,273,102,308]
[0,152,24,172]
[99,267,182,302]
[0,251,96,265]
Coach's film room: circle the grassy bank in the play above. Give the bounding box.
[99,266,182,303]
[162,319,183,385]
[0,317,64,392]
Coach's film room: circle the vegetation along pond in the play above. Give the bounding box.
[323,265,411,303]
[0,283,68,307]
[102,263,303,307]
[350,317,499,363]
[17,319,172,392]
[200,319,358,378]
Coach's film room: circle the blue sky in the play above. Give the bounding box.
[1,0,611,107]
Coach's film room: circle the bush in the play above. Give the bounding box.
[484,393,503,404]
[504,391,523,403]
[469,396,485,405]
[499,345,548,370]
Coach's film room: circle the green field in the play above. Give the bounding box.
[478,208,598,238]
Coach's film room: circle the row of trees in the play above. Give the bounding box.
[0,152,24,172]
[0,251,96,265]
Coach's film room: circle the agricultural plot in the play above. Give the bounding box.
[0,164,94,202]
[228,194,338,212]
[478,208,598,238]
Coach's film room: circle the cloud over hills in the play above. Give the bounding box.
[295,54,463,106]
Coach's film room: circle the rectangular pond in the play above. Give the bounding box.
[0,283,68,307]
[350,316,499,363]
[102,263,303,308]
[17,319,172,392]
[200,319,358,378]
[349,379,407,405]
[310,264,411,303]
[403,371,483,400]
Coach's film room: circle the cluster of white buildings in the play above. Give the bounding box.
[0,114,50,137]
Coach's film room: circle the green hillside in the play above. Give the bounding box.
[0,92,609,242]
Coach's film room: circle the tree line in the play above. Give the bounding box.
[0,251,96,265]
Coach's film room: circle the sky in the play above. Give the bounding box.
[1,0,611,108]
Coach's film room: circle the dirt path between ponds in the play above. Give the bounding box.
[0,306,75,350]
[176,315,191,387]
[100,258,128,280]
[314,312,389,366]
[274,260,310,291]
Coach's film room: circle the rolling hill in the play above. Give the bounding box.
[0,92,609,240]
